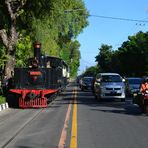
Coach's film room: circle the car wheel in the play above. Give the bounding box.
[96,93,101,101]
[94,92,98,99]
[95,93,98,100]
[81,87,84,91]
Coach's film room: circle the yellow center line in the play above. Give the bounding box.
[70,88,77,148]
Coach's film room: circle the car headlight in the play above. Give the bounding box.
[133,93,138,97]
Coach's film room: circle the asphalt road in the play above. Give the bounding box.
[0,82,148,148]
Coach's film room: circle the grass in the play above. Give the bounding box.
[0,95,6,104]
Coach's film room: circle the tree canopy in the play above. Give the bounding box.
[95,44,113,73]
[95,31,148,77]
[0,0,89,78]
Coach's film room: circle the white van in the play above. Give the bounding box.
[94,73,125,101]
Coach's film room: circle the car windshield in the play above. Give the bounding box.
[128,78,142,84]
[101,75,122,82]
[83,77,93,83]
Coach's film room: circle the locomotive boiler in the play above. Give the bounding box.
[9,41,69,108]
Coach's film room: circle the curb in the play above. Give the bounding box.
[0,103,9,111]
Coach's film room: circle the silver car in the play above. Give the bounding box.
[94,73,125,101]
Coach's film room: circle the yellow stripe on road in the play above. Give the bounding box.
[70,89,77,148]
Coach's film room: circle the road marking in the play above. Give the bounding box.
[58,91,74,148]
[70,89,77,148]
[58,88,78,148]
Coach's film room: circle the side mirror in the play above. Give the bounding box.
[96,78,101,83]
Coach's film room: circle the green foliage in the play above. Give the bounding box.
[82,65,100,77]
[21,0,88,76]
[95,44,114,72]
[0,95,6,104]
[117,31,148,76]
[60,40,81,77]
[15,32,32,67]
[31,18,59,56]
[95,31,148,77]
[0,0,89,76]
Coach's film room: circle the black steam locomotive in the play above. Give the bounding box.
[9,41,69,108]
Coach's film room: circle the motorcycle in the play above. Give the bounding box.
[133,89,148,115]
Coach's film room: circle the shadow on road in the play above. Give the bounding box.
[60,82,143,116]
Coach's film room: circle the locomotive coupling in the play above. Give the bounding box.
[27,92,38,100]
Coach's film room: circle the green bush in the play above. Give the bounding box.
[0,96,6,104]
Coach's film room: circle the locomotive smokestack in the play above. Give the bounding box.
[34,41,41,66]
[33,41,41,66]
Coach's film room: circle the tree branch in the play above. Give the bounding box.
[5,0,26,18]
[0,29,8,48]
[5,0,16,20]
[15,0,26,16]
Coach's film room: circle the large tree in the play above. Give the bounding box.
[118,31,148,76]
[0,0,26,78]
[95,31,148,76]
[0,0,88,78]
[82,65,100,77]
[95,44,114,72]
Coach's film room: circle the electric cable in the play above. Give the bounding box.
[89,14,148,23]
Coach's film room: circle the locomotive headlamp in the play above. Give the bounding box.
[29,71,41,76]
[29,71,41,82]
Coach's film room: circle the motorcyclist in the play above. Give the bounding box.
[134,77,148,113]
[140,77,148,95]
[133,77,148,108]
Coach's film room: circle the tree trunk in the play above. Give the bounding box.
[4,54,15,78]
[1,1,18,79]
[2,23,17,79]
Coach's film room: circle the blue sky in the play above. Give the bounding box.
[77,0,148,74]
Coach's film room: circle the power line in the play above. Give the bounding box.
[64,8,148,23]
[89,14,148,23]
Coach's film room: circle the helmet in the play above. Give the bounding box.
[142,76,148,83]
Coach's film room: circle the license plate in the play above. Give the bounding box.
[111,91,117,94]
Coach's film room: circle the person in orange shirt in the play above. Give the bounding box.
[140,77,148,95]
[133,77,148,113]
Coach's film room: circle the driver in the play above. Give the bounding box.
[140,77,148,95]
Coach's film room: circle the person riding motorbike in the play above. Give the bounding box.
[140,77,148,95]
[134,77,148,113]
